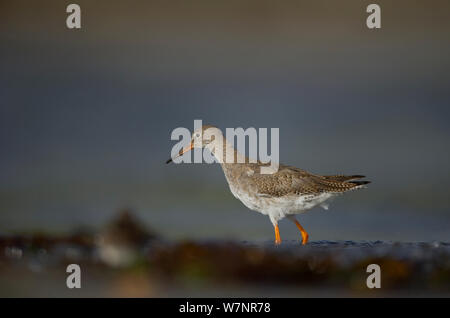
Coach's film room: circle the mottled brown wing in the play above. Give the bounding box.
[253,164,367,197]
[322,175,366,182]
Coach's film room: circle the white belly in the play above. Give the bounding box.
[228,183,335,223]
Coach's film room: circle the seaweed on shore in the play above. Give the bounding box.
[0,210,449,296]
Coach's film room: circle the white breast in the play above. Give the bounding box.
[229,181,335,223]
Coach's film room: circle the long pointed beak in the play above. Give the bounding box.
[166,141,194,164]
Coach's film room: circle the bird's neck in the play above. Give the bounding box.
[206,135,249,166]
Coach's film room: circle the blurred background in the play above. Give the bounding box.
[1,0,450,244]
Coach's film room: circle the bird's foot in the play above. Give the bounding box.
[274,224,281,245]
[301,232,309,245]
[292,219,309,245]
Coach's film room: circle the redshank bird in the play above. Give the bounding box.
[167,125,370,245]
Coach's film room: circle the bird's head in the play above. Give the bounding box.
[166,125,222,163]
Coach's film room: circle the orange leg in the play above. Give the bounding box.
[293,220,309,245]
[274,224,282,245]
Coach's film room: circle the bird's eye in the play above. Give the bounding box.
[195,133,200,138]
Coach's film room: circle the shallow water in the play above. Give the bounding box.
[1,229,449,297]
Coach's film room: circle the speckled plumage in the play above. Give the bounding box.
[168,125,370,245]
[220,162,368,222]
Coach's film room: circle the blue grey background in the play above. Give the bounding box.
[1,0,449,242]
